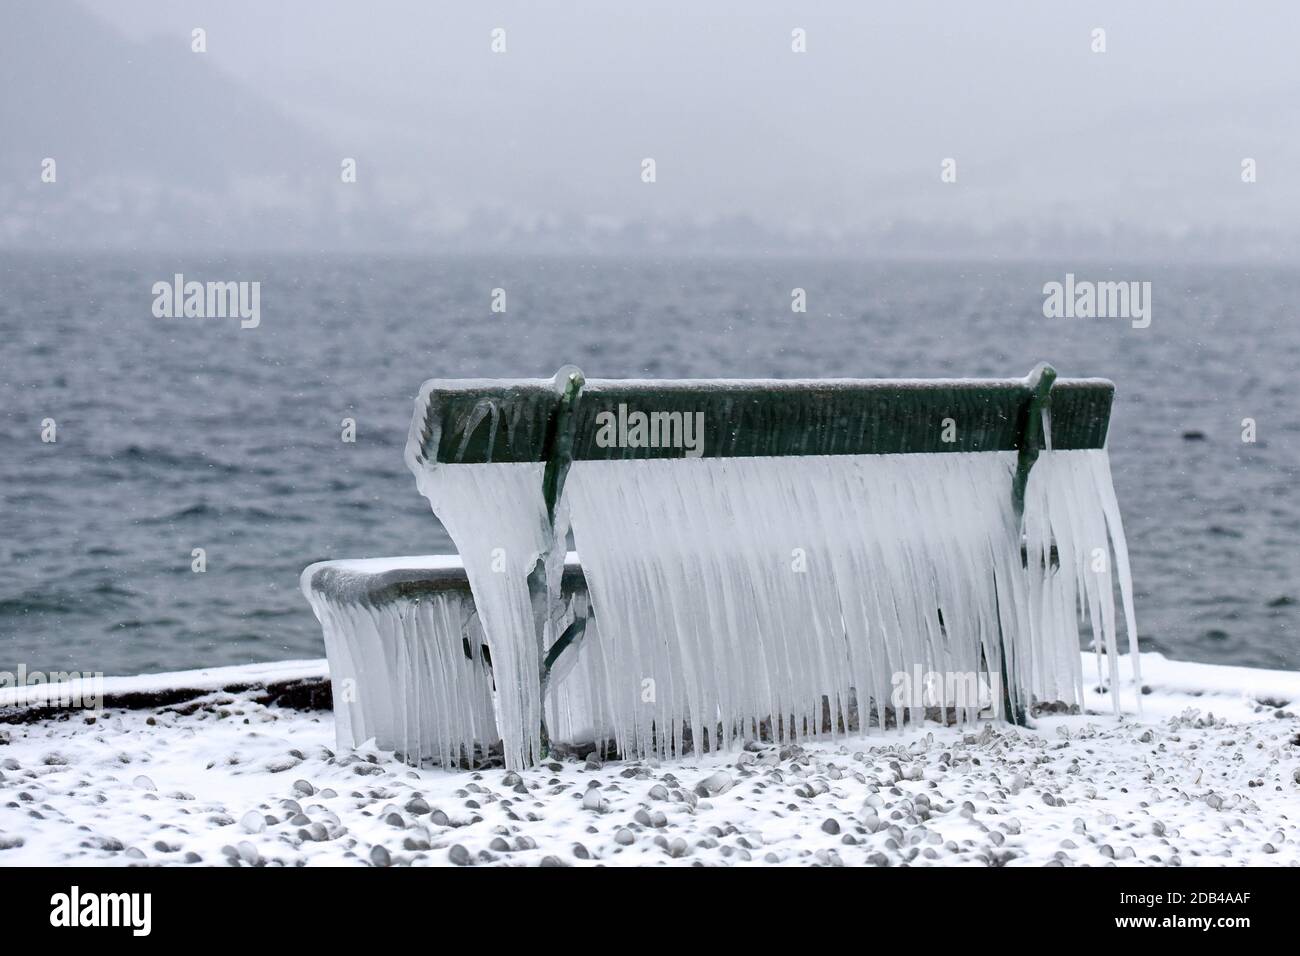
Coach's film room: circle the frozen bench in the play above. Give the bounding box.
[302,363,1138,770]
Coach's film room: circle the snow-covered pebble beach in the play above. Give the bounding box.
[1,653,1297,867]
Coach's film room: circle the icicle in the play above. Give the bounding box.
[569,455,961,758]
[404,373,581,768]
[404,462,560,768]
[399,445,1138,766]
[560,449,1139,757]
[1021,448,1140,715]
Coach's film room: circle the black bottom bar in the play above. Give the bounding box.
[0,865,1280,940]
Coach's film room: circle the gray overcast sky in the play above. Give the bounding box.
[3,1,1298,256]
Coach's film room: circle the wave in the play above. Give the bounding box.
[0,581,137,617]
[144,502,309,525]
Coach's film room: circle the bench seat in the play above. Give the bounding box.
[301,553,601,767]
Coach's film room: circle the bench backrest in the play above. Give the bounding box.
[408,366,1112,465]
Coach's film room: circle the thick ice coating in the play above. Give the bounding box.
[301,553,601,769]
[563,449,1139,761]
[403,444,1138,768]
[300,561,499,768]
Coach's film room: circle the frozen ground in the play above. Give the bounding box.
[1,653,1297,867]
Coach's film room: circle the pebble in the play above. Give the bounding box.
[263,756,302,773]
[450,844,475,866]
[240,810,265,834]
[694,771,734,797]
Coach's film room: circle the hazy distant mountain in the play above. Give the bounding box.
[2,0,1299,259]
[0,0,347,248]
[0,0,334,185]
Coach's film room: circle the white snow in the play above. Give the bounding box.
[1,652,1295,867]
[306,554,469,575]
[433,375,1115,391]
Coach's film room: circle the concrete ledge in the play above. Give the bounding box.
[0,659,331,722]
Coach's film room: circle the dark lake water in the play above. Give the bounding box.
[1,253,1296,674]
